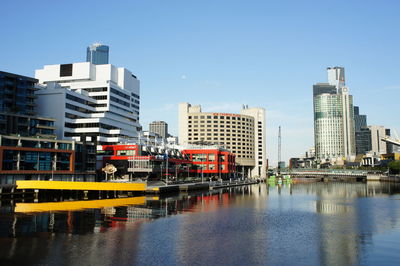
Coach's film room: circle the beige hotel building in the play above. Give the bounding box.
[178,103,266,178]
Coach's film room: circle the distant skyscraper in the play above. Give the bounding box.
[86,43,109,64]
[149,121,168,139]
[355,128,372,155]
[354,106,369,155]
[313,67,356,162]
[327,66,345,91]
[353,106,367,132]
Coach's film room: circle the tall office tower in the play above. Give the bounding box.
[368,125,388,155]
[86,43,109,65]
[353,106,367,131]
[178,102,267,178]
[35,62,141,146]
[327,66,345,91]
[149,121,168,139]
[313,67,356,162]
[0,71,56,138]
[354,106,368,155]
[355,128,372,155]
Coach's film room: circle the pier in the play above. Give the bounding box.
[0,179,262,200]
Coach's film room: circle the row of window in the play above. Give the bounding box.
[110,88,130,100]
[188,115,251,122]
[188,120,252,126]
[110,96,130,107]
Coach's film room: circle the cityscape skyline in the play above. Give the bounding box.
[1,1,399,165]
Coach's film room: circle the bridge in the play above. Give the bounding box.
[280,168,376,181]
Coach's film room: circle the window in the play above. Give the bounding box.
[60,64,73,77]
[209,154,215,161]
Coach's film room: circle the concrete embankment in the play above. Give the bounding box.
[367,174,400,182]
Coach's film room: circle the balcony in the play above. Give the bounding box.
[4,88,14,95]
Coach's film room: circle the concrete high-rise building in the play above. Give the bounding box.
[149,121,168,139]
[368,125,388,155]
[178,102,266,178]
[35,62,141,146]
[313,67,356,162]
[86,43,109,65]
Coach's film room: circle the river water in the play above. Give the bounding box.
[1,182,400,266]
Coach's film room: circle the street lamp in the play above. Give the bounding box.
[165,149,169,184]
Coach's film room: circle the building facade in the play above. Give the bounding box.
[86,43,109,65]
[35,62,141,146]
[149,121,168,139]
[354,106,367,132]
[368,125,388,155]
[0,71,57,139]
[182,147,236,179]
[313,67,356,162]
[0,135,96,185]
[355,127,372,155]
[100,144,192,180]
[178,102,266,178]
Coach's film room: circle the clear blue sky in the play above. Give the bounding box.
[1,0,399,165]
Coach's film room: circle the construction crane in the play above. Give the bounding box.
[381,129,400,147]
[278,126,281,174]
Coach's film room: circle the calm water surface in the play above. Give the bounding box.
[1,182,400,266]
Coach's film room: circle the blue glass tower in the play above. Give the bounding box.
[86,43,109,64]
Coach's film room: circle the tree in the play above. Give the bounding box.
[388,161,400,174]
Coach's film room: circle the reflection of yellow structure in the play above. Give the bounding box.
[15,196,146,213]
[16,180,146,191]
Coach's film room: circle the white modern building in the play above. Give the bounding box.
[313,67,356,163]
[35,62,141,146]
[178,102,267,178]
[241,105,267,178]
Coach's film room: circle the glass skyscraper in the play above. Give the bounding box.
[313,67,356,161]
[86,43,109,64]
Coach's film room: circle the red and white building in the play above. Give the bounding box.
[182,148,236,180]
[99,144,236,181]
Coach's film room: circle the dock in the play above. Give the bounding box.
[146,180,258,194]
[0,179,262,199]
[16,180,146,191]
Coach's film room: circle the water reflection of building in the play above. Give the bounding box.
[309,182,400,265]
